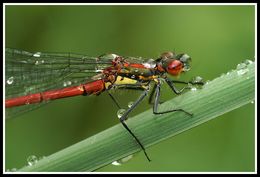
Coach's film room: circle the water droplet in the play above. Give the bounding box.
[112,155,134,166]
[131,75,135,79]
[112,161,122,166]
[244,59,253,65]
[27,155,38,166]
[38,156,46,160]
[251,100,254,104]
[35,60,39,65]
[7,76,14,85]
[237,69,248,75]
[99,53,118,60]
[236,63,248,76]
[237,63,246,70]
[134,69,139,73]
[41,60,45,64]
[191,87,197,91]
[117,109,126,118]
[33,52,41,57]
[128,101,134,108]
[63,82,67,87]
[205,80,210,85]
[192,76,203,83]
[67,81,72,86]
[143,59,156,68]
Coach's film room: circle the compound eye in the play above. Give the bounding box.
[176,54,192,71]
[160,51,175,59]
[166,60,183,76]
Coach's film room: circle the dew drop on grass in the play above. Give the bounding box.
[112,155,134,166]
[251,100,254,104]
[244,59,253,65]
[117,109,126,118]
[191,87,197,91]
[236,63,249,76]
[38,156,46,160]
[27,155,38,166]
[112,161,121,166]
[192,76,203,83]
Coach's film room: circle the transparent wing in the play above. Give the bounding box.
[5,48,112,118]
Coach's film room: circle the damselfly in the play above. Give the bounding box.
[5,48,204,161]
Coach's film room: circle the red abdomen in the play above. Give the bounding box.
[5,79,105,108]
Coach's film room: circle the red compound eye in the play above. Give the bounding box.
[166,60,183,76]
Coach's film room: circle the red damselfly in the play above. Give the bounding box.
[5,48,204,161]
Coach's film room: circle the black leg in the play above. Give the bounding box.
[153,80,193,116]
[148,84,156,105]
[148,83,164,105]
[119,89,151,162]
[165,78,191,95]
[107,91,121,109]
[165,78,204,95]
[170,79,205,86]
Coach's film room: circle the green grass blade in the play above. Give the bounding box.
[18,61,255,172]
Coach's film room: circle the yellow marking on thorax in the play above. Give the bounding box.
[105,76,138,89]
[139,75,158,81]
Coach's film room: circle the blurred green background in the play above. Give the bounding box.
[5,5,255,172]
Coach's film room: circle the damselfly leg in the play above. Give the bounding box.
[107,91,121,109]
[107,84,151,161]
[153,79,193,116]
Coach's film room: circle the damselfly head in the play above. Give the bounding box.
[160,53,191,76]
[165,59,184,76]
[176,53,192,72]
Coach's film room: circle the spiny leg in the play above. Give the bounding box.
[107,83,151,161]
[106,83,147,109]
[119,89,151,162]
[153,80,193,116]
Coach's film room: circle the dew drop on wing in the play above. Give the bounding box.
[6,76,14,85]
[33,52,41,57]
